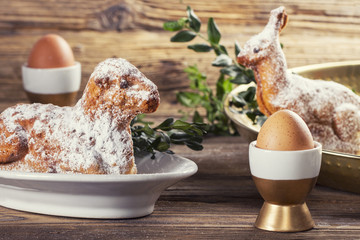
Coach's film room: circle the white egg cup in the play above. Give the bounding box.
[249,141,322,232]
[22,62,81,106]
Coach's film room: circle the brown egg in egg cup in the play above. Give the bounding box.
[249,141,322,232]
[22,34,81,106]
[22,62,81,106]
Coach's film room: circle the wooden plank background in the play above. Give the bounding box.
[0,0,360,120]
[1,2,360,239]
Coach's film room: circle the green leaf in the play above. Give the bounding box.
[193,110,203,123]
[160,131,171,144]
[176,92,202,107]
[188,44,212,52]
[216,74,225,99]
[231,87,257,109]
[222,78,233,94]
[157,143,170,152]
[131,113,153,126]
[212,54,232,67]
[194,122,209,131]
[184,65,208,91]
[207,18,221,44]
[220,65,242,77]
[155,118,174,130]
[214,44,228,56]
[141,124,155,135]
[184,65,206,80]
[171,30,196,42]
[150,136,161,148]
[187,6,201,32]
[231,95,247,108]
[170,132,192,142]
[190,134,203,143]
[238,86,256,102]
[163,20,184,32]
[172,120,204,136]
[186,141,204,151]
[246,111,257,123]
[219,45,228,55]
[231,73,251,84]
[206,108,215,123]
[155,141,170,152]
[172,120,191,128]
[235,41,241,56]
[131,113,207,156]
[246,69,256,83]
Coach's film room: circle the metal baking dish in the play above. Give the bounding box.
[225,61,360,194]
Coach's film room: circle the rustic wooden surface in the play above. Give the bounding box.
[1,0,360,239]
[1,137,360,240]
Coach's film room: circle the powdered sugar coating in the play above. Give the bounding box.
[83,58,159,122]
[90,58,157,96]
[237,7,360,154]
[0,58,160,173]
[0,103,132,173]
[272,73,360,153]
[241,7,286,64]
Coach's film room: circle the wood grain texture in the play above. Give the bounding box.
[0,0,360,117]
[1,1,360,239]
[0,137,360,239]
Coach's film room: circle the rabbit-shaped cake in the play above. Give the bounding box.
[0,58,160,174]
[237,6,360,154]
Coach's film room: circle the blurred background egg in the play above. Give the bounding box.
[27,34,75,68]
[256,110,314,151]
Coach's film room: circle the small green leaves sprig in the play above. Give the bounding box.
[163,6,260,134]
[230,86,267,126]
[131,114,208,158]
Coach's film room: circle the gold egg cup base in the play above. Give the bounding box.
[25,91,78,107]
[255,202,314,232]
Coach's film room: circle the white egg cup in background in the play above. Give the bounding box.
[22,62,81,106]
[249,141,322,232]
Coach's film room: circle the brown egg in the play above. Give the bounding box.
[28,34,75,68]
[256,110,314,151]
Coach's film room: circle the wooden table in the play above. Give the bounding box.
[1,0,360,239]
[1,137,360,239]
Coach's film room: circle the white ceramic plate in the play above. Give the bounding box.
[0,153,197,219]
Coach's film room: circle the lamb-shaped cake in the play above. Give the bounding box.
[237,6,360,154]
[0,58,160,174]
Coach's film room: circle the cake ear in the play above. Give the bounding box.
[278,10,288,33]
[270,7,288,33]
[276,8,288,33]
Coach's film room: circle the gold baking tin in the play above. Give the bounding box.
[225,61,360,194]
